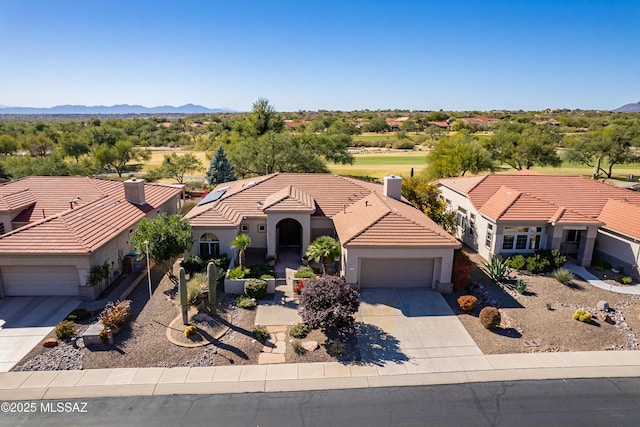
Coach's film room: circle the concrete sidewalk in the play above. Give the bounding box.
[565,264,640,295]
[1,351,639,401]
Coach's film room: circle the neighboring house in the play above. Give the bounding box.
[185,173,460,291]
[0,177,183,299]
[459,116,501,126]
[437,171,640,278]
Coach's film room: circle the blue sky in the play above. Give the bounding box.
[0,0,638,111]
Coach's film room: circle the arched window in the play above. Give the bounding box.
[199,233,220,259]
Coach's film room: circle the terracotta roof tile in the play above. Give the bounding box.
[439,173,636,230]
[186,173,377,226]
[0,178,182,254]
[598,199,640,239]
[334,192,459,247]
[262,184,316,213]
[0,188,36,211]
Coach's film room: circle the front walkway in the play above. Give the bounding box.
[565,264,640,295]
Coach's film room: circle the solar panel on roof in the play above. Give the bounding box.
[198,189,227,206]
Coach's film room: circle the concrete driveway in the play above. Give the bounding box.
[0,297,80,372]
[356,288,486,372]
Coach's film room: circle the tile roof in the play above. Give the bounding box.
[186,173,380,226]
[261,184,316,213]
[598,199,640,240]
[333,192,460,248]
[0,178,182,254]
[438,173,639,229]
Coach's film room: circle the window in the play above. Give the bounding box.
[456,207,467,230]
[199,233,220,259]
[502,225,543,252]
[128,228,134,235]
[468,213,476,236]
[258,224,266,232]
[566,230,580,243]
[485,224,493,248]
[241,224,249,232]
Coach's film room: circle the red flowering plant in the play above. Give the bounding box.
[293,280,305,295]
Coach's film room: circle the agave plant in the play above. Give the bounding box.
[483,257,510,283]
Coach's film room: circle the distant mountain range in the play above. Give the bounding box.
[0,103,235,115]
[612,102,640,113]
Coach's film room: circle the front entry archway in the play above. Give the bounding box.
[276,218,302,254]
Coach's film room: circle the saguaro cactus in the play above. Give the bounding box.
[207,261,217,315]
[178,267,188,325]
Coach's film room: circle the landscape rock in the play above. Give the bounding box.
[596,301,609,311]
[597,312,614,324]
[42,338,58,348]
[302,340,319,352]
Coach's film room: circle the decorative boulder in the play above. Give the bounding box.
[302,340,319,352]
[596,301,609,311]
[43,338,58,348]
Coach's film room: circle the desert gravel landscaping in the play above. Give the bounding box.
[444,250,640,354]
[14,251,640,372]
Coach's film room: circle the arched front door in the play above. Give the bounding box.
[276,218,302,253]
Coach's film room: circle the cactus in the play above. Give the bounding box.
[207,261,217,315]
[178,267,188,325]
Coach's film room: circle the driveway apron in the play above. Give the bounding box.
[356,288,481,364]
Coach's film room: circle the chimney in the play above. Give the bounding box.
[383,175,402,200]
[124,178,146,205]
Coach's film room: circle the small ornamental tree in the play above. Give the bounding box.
[452,250,473,292]
[298,276,359,330]
[231,234,251,270]
[305,236,341,275]
[130,214,193,280]
[205,145,237,185]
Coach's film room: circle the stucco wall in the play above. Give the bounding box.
[310,217,336,241]
[266,212,311,257]
[191,226,238,259]
[595,230,640,278]
[240,218,268,248]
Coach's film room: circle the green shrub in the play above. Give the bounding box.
[236,295,256,309]
[552,268,575,285]
[294,266,317,279]
[507,254,526,270]
[66,308,90,321]
[289,322,309,338]
[187,274,207,303]
[213,253,231,270]
[228,266,249,279]
[593,259,612,271]
[292,340,306,355]
[252,326,270,342]
[479,307,501,329]
[573,309,591,323]
[181,255,207,276]
[457,295,478,311]
[620,276,633,285]
[248,264,272,279]
[515,279,527,294]
[550,249,566,268]
[525,254,550,274]
[244,278,268,299]
[55,320,75,339]
[184,325,197,337]
[327,340,345,356]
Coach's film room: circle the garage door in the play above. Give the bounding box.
[1,266,79,296]
[359,258,434,288]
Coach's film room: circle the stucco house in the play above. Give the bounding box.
[0,177,183,299]
[437,171,640,278]
[185,173,460,291]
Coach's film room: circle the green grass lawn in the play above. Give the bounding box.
[329,151,427,178]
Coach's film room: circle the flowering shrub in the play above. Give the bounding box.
[293,280,305,295]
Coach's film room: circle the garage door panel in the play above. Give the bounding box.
[360,258,434,288]
[2,266,79,296]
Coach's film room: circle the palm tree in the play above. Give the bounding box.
[306,236,341,275]
[231,234,252,269]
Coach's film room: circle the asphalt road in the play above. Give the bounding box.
[2,378,640,427]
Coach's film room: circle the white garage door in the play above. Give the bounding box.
[359,258,434,288]
[2,266,79,296]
